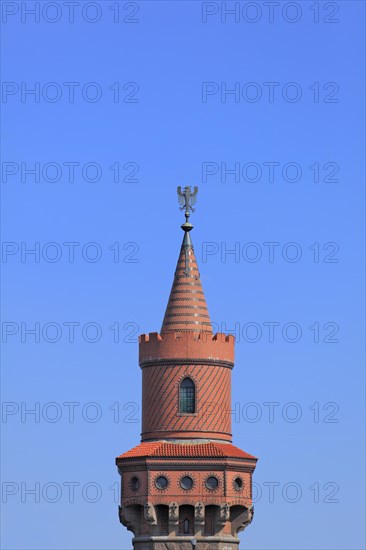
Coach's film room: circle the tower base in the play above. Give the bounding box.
[133,536,239,550]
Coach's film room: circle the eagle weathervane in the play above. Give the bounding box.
[177,186,198,227]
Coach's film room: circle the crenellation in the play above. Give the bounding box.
[139,331,235,366]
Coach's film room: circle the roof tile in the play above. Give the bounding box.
[117,441,257,460]
[160,233,212,334]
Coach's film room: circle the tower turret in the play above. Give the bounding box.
[116,187,257,550]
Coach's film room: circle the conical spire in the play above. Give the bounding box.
[161,186,212,334]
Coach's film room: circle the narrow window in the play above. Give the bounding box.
[179,377,195,413]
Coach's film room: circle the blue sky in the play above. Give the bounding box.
[1,1,365,549]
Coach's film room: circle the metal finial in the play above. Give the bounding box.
[177,186,198,276]
[177,186,198,232]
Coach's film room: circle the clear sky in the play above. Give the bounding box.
[1,1,365,549]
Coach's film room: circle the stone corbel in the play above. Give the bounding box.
[195,502,204,523]
[118,505,124,525]
[144,502,157,524]
[119,505,140,535]
[243,505,254,528]
[169,502,179,522]
[218,503,230,524]
[232,505,254,534]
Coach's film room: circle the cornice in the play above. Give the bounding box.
[140,358,234,369]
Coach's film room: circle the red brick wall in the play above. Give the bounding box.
[141,362,232,441]
[121,464,254,509]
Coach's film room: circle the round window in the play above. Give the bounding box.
[155,476,168,490]
[180,476,194,490]
[206,476,219,490]
[130,476,140,492]
[234,477,243,491]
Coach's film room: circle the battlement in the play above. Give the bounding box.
[139,331,235,365]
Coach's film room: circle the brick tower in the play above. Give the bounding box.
[116,187,257,550]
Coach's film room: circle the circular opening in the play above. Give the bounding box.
[234,477,243,491]
[155,476,168,490]
[130,476,140,491]
[206,476,219,490]
[180,476,194,490]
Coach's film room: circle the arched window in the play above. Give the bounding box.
[179,377,195,413]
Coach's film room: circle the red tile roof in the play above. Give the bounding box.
[117,441,257,460]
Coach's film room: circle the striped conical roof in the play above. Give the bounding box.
[161,230,212,333]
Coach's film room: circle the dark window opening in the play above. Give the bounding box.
[130,476,140,492]
[179,377,195,413]
[206,476,219,490]
[180,475,194,490]
[234,477,243,491]
[204,505,218,536]
[156,505,169,535]
[179,505,194,535]
[155,475,168,490]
